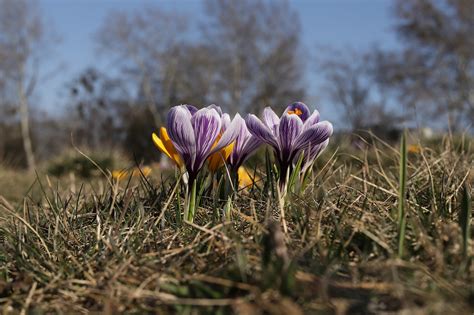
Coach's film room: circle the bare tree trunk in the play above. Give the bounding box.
[18,67,36,172]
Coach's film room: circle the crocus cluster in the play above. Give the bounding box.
[246,102,333,193]
[152,102,332,222]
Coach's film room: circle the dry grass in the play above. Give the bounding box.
[0,134,473,314]
[0,168,38,203]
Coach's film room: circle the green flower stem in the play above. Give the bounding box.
[185,176,198,222]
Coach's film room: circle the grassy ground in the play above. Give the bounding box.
[0,134,473,314]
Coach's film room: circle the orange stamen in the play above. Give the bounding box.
[287,108,303,116]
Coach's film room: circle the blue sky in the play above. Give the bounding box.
[38,0,398,122]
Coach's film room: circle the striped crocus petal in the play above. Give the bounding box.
[278,113,303,162]
[221,113,231,130]
[303,110,320,131]
[207,113,233,172]
[207,104,223,116]
[185,105,198,115]
[210,113,245,155]
[263,107,280,137]
[294,121,333,152]
[231,136,261,170]
[167,105,196,171]
[245,114,279,149]
[191,107,222,174]
[285,102,310,122]
[229,115,262,169]
[299,139,329,173]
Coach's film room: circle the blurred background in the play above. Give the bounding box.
[0,0,472,171]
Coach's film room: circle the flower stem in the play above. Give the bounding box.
[278,164,289,196]
[175,171,182,226]
[230,167,239,193]
[277,163,289,234]
[185,175,197,222]
[277,184,288,234]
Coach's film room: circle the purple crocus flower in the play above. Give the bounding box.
[167,104,243,183]
[245,102,333,190]
[228,114,262,171]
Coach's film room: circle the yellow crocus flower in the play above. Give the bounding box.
[238,166,259,189]
[408,144,421,154]
[112,166,152,180]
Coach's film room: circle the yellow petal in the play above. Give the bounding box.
[207,142,235,172]
[160,127,184,167]
[152,129,183,168]
[238,166,258,189]
[208,151,224,172]
[152,132,173,160]
[208,134,223,172]
[223,143,234,159]
[112,170,128,180]
[407,144,421,154]
[131,166,152,177]
[141,166,152,177]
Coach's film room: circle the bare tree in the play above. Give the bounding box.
[374,0,474,130]
[318,48,400,131]
[67,68,131,150]
[319,50,371,130]
[95,8,188,126]
[0,0,53,171]
[66,67,167,163]
[202,0,306,113]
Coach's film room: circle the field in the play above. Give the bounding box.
[0,133,473,314]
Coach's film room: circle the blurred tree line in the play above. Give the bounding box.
[0,0,472,169]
